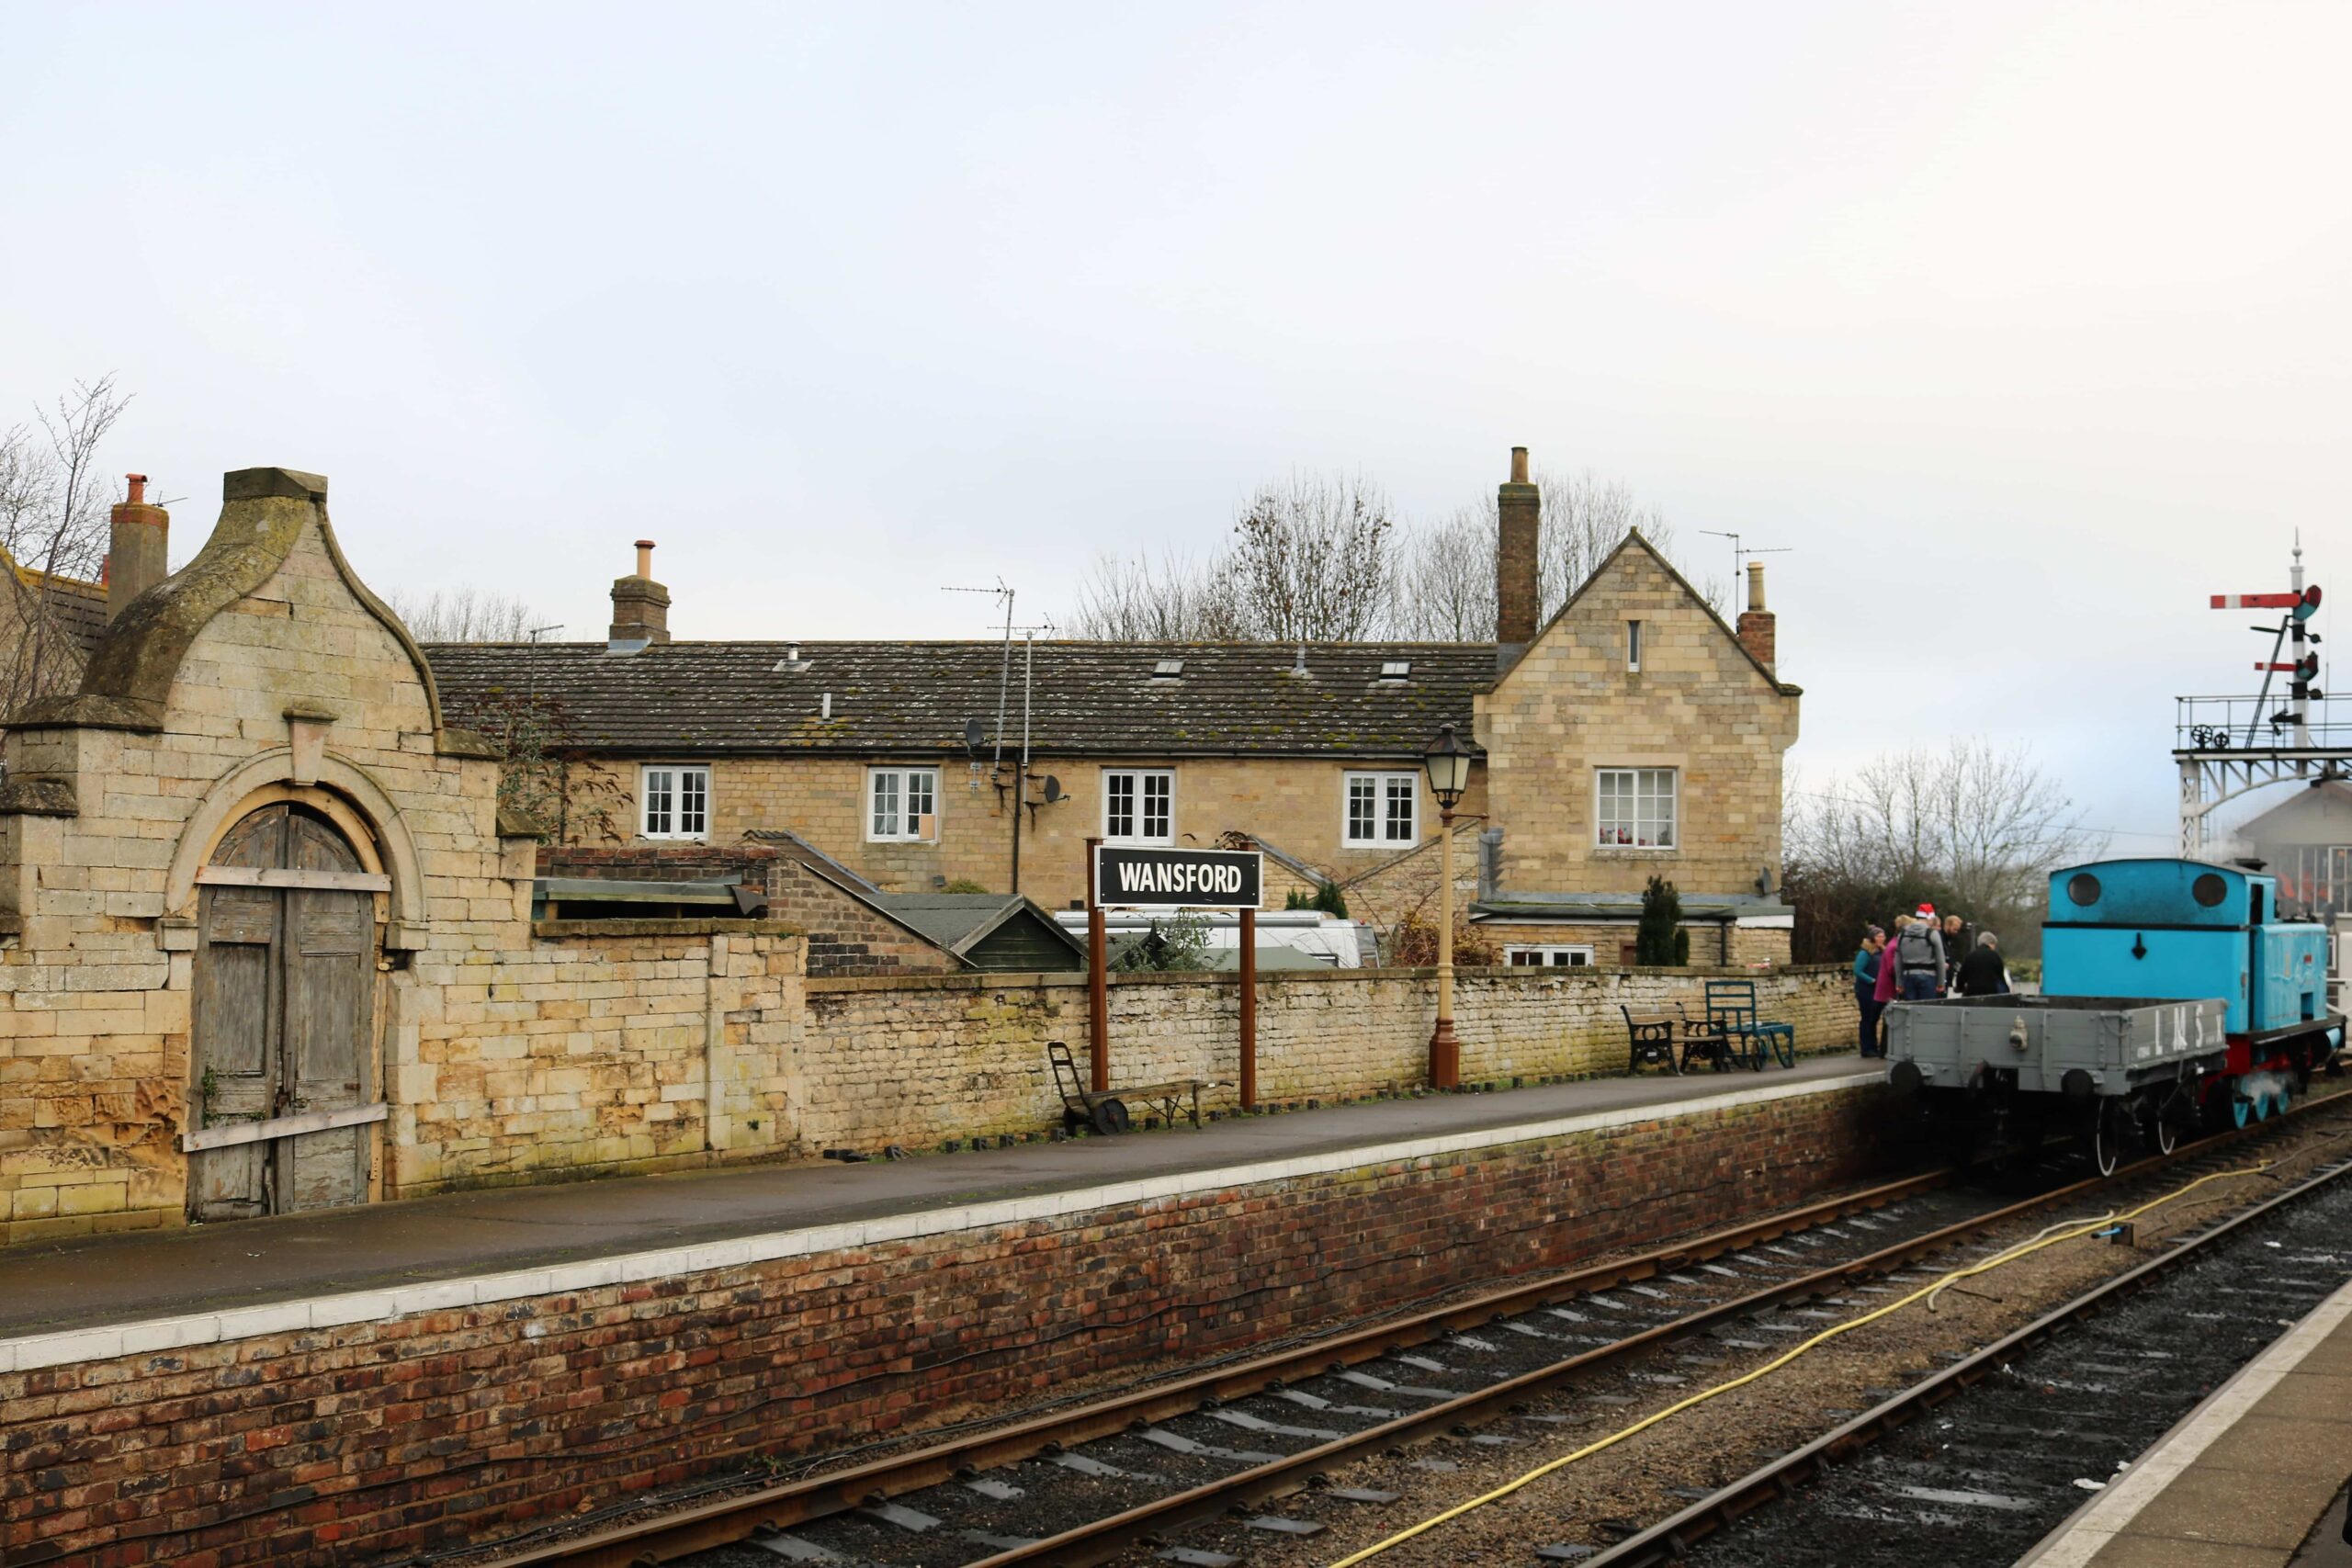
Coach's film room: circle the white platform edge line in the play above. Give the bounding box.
[2012,1273,2352,1568]
[0,1067,1881,1374]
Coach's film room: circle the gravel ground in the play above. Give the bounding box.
[1131,1109,2352,1568]
[447,1088,2352,1568]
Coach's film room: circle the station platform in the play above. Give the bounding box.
[0,1054,1877,1357]
[2018,1275,2352,1568]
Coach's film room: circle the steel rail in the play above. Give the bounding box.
[480,1164,1955,1568]
[480,1087,2347,1568]
[1576,1148,2352,1568]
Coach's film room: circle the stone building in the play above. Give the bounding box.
[0,456,1808,1247]
[0,468,807,1244]
[432,448,1803,965]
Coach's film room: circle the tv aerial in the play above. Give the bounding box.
[1699,530,1792,608]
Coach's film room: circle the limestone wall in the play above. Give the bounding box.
[394,924,804,1196]
[799,962,1857,1150]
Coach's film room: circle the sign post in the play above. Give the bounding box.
[1086,836,1109,1093]
[1238,904,1257,1111]
[1086,842,1264,1111]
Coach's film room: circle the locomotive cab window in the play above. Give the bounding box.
[2191,872,2228,908]
[2066,872,2101,907]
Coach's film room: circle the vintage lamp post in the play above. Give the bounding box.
[1422,722,1474,1089]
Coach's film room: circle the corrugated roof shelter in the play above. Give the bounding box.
[867,893,1087,971]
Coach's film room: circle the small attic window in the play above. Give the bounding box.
[1152,659,1184,679]
[1379,660,1411,682]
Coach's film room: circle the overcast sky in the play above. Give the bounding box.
[6,3,2346,848]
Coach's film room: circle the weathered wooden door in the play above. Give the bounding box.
[189,805,379,1220]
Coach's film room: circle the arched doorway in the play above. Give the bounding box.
[188,802,382,1220]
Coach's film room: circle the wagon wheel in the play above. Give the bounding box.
[2089,1099,2124,1179]
[2140,1094,2179,1156]
[1090,1097,1132,1136]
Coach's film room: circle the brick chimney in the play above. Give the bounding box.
[1496,446,1539,667]
[1736,560,1776,671]
[107,474,169,622]
[608,538,672,646]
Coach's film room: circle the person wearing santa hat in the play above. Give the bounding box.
[1891,902,1947,1000]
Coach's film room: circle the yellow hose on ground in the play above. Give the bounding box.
[1324,1162,2274,1568]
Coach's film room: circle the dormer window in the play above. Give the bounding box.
[1379,660,1410,682]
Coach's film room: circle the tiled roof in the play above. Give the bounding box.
[10,568,107,659]
[424,641,1489,759]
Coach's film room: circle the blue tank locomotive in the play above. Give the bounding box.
[1886,857,2343,1168]
[2043,857,2340,1126]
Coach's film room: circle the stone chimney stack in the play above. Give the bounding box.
[1736,560,1776,671]
[107,473,169,622]
[608,538,672,646]
[1496,446,1540,666]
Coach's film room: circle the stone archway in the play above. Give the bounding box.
[187,802,386,1220]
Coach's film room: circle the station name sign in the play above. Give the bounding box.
[1093,845,1261,909]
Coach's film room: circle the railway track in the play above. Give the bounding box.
[1588,1147,2352,1568]
[465,1088,2352,1568]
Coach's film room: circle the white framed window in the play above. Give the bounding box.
[1596,767,1678,849]
[1627,620,1643,671]
[639,764,710,840]
[1343,771,1419,847]
[1507,944,1594,967]
[868,766,939,841]
[1103,768,1173,844]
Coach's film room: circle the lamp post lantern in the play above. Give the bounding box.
[1422,722,1474,1089]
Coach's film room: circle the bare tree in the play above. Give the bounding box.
[1224,471,1398,642]
[1065,461,1719,643]
[387,586,551,643]
[0,376,132,718]
[1067,549,1246,641]
[1785,739,2106,921]
[1066,471,1399,642]
[1390,503,1494,639]
[1389,467,1722,638]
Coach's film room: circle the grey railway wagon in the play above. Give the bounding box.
[1886,993,2230,1100]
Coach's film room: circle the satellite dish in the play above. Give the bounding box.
[1042,775,1063,803]
[963,718,985,754]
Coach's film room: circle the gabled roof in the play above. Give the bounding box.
[867,892,1089,963]
[425,640,1489,759]
[1497,529,1800,695]
[13,468,458,741]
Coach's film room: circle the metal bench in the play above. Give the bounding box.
[1621,1006,1683,1075]
[1674,1001,1741,1073]
[1704,980,1796,1070]
[1046,1040,1208,1134]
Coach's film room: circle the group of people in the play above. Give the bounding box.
[1851,902,2009,1057]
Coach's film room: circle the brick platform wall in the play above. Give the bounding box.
[0,1077,1897,1566]
[800,962,1858,1152]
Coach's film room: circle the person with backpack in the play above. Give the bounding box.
[1893,904,1947,1000]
